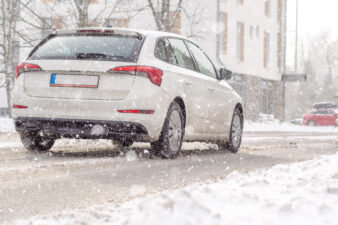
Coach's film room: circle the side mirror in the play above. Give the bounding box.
[219,68,232,80]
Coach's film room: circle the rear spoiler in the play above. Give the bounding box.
[57,27,143,39]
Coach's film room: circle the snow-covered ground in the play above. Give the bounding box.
[245,120,338,133]
[0,117,15,133]
[11,152,338,225]
[244,114,338,132]
[1,117,337,133]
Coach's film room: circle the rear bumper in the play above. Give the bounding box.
[15,117,149,141]
[12,76,171,141]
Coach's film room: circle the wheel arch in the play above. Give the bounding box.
[173,96,186,126]
[235,103,243,118]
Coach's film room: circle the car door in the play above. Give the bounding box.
[324,109,336,125]
[165,38,209,134]
[185,41,231,134]
[314,109,330,125]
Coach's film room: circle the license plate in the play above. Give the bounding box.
[50,74,99,88]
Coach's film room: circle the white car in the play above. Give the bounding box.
[12,27,243,159]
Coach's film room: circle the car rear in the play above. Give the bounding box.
[12,28,170,141]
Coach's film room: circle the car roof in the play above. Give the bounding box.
[56,27,197,44]
[313,102,338,109]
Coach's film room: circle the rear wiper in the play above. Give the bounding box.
[75,53,125,60]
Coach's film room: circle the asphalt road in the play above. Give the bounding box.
[0,131,337,223]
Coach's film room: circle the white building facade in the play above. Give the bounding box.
[15,0,287,121]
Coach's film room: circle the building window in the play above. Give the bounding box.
[169,11,182,34]
[277,32,282,71]
[237,0,244,5]
[52,16,64,30]
[263,31,270,68]
[249,26,253,40]
[41,17,52,38]
[256,25,260,38]
[41,16,64,37]
[222,12,228,55]
[228,74,244,100]
[237,22,245,63]
[260,80,274,115]
[105,18,129,28]
[277,0,282,24]
[265,0,271,17]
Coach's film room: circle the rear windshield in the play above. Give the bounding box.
[28,34,143,62]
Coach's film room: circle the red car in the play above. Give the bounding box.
[303,103,338,126]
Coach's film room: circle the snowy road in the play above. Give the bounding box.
[0,131,337,223]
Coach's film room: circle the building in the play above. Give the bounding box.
[15,0,286,121]
[217,0,286,121]
[0,88,8,117]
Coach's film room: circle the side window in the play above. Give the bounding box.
[155,39,168,61]
[166,40,178,66]
[186,42,217,79]
[168,38,196,71]
[317,110,330,115]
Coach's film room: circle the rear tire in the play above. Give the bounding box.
[218,108,243,153]
[20,132,55,152]
[150,102,184,159]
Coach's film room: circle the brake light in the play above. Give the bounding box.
[109,66,163,86]
[13,104,28,109]
[117,109,154,114]
[16,63,42,79]
[77,29,114,34]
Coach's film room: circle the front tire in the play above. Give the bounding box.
[20,132,55,152]
[150,102,185,159]
[219,108,243,153]
[307,120,316,126]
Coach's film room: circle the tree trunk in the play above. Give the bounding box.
[148,0,182,32]
[73,0,91,27]
[1,0,18,118]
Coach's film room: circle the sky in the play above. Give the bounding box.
[285,0,338,70]
[288,0,338,43]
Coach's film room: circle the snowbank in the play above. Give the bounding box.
[0,117,15,133]
[14,153,338,225]
[244,120,338,133]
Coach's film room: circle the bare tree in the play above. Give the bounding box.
[286,32,338,119]
[147,0,182,32]
[181,4,205,39]
[0,0,20,116]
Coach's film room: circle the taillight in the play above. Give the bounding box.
[16,63,42,79]
[108,66,163,86]
[136,66,163,86]
[109,66,136,75]
[117,109,154,114]
[13,104,28,109]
